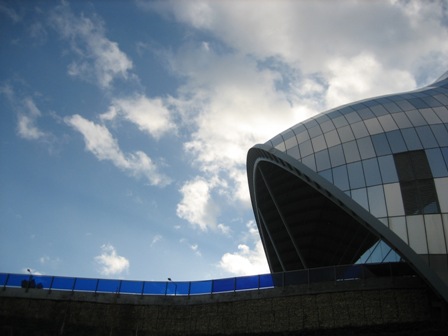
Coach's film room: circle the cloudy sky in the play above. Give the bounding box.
[1,0,447,282]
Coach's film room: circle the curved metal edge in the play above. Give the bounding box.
[247,144,448,303]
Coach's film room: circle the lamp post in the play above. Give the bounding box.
[167,278,177,296]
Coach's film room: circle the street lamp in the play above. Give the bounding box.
[167,278,177,296]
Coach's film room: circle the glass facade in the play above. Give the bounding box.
[249,71,448,300]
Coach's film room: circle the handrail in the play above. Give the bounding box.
[0,262,415,297]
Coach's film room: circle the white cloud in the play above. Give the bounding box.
[151,234,163,247]
[51,3,133,89]
[218,220,269,276]
[176,176,221,231]
[65,114,171,186]
[325,53,417,108]
[17,98,47,140]
[94,243,129,276]
[101,95,177,139]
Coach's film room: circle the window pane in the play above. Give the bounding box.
[312,134,327,152]
[367,185,387,217]
[378,114,398,132]
[392,112,413,128]
[365,118,383,135]
[372,134,391,156]
[402,128,422,151]
[315,150,331,171]
[386,130,407,153]
[363,158,382,186]
[329,145,345,167]
[407,216,428,254]
[333,165,349,191]
[406,109,427,126]
[378,155,398,183]
[426,148,448,177]
[351,188,368,210]
[351,121,369,138]
[425,215,447,254]
[337,125,355,142]
[357,137,376,159]
[347,162,365,189]
[389,217,408,243]
[343,141,361,163]
[299,140,313,157]
[324,130,341,148]
[431,124,448,146]
[383,183,405,216]
[416,126,438,148]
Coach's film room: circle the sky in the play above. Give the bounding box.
[1,0,447,282]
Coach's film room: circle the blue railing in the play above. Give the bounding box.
[0,262,414,296]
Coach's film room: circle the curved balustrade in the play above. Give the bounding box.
[0,262,415,296]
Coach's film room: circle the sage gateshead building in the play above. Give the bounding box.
[247,71,448,302]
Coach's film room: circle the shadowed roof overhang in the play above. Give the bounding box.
[247,144,448,302]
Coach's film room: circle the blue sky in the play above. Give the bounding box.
[1,0,447,282]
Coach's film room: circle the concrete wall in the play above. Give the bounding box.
[0,277,446,335]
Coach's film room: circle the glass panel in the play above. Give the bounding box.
[435,178,448,213]
[421,108,442,124]
[213,278,235,293]
[372,134,392,156]
[143,281,166,295]
[347,162,365,189]
[309,268,334,283]
[296,130,310,143]
[401,128,423,150]
[324,129,341,148]
[51,277,75,291]
[31,275,52,289]
[351,121,369,138]
[299,140,313,157]
[120,280,143,294]
[97,279,120,293]
[383,102,402,114]
[335,264,363,280]
[345,111,362,123]
[392,112,413,128]
[332,115,348,127]
[236,275,258,291]
[363,158,382,186]
[286,145,300,159]
[416,126,438,148]
[386,130,407,153]
[319,169,333,183]
[0,273,7,286]
[371,104,389,117]
[189,280,212,295]
[285,136,297,150]
[358,107,374,120]
[364,118,384,135]
[315,150,331,171]
[343,141,361,163]
[337,125,355,142]
[308,125,322,138]
[275,141,286,152]
[389,217,408,243]
[284,270,308,286]
[301,155,316,171]
[425,215,447,254]
[320,120,335,132]
[74,278,97,292]
[384,183,405,216]
[333,165,349,191]
[312,134,327,152]
[378,114,398,132]
[396,100,415,111]
[351,188,369,210]
[378,155,398,183]
[6,274,31,288]
[434,106,448,123]
[357,137,376,160]
[329,145,345,167]
[407,215,428,254]
[175,282,190,295]
[431,124,448,146]
[406,109,427,126]
[259,274,274,288]
[367,185,387,217]
[426,148,448,177]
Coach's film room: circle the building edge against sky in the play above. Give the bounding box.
[247,71,448,302]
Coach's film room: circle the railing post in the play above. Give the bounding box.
[49,276,55,293]
[3,274,9,291]
[141,282,145,296]
[71,278,77,294]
